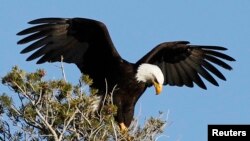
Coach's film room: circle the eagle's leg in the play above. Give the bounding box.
[119,122,133,141]
[119,122,128,133]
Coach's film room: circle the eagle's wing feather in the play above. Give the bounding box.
[17,18,121,66]
[137,41,235,89]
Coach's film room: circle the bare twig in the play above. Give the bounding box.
[110,84,117,105]
[60,56,67,82]
[111,120,118,141]
[99,78,109,119]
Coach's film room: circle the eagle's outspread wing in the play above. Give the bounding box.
[137,41,235,89]
[17,18,121,66]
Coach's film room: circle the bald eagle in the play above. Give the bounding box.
[17,18,235,131]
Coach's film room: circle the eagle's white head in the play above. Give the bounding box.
[136,63,164,95]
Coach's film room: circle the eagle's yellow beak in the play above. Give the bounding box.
[153,81,163,95]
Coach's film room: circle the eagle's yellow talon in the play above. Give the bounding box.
[119,122,128,133]
[119,123,133,140]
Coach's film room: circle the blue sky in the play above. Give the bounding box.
[1,1,249,141]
